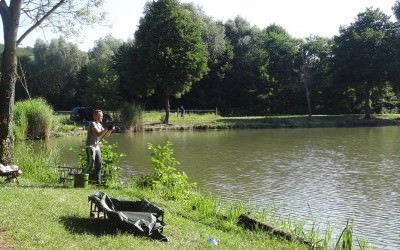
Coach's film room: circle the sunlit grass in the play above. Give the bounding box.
[141,112,400,130]
[0,185,308,250]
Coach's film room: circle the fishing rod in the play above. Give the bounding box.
[95,124,118,146]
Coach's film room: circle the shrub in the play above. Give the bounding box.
[74,140,125,186]
[142,141,196,198]
[14,98,53,140]
[119,103,143,131]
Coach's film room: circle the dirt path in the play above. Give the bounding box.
[0,228,14,250]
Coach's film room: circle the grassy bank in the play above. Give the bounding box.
[141,112,400,131]
[0,183,308,250]
[52,112,400,136]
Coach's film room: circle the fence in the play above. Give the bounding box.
[54,108,218,116]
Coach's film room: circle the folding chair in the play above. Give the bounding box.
[0,170,20,184]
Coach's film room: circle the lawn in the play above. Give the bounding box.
[0,182,308,250]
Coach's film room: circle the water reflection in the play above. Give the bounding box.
[41,127,400,249]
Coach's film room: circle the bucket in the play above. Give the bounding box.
[74,173,89,188]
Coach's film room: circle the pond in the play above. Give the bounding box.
[43,126,400,249]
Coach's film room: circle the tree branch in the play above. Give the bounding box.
[17,0,67,45]
[0,0,10,18]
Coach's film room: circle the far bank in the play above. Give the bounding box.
[54,112,400,136]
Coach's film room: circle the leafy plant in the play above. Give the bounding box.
[143,141,196,198]
[73,140,125,186]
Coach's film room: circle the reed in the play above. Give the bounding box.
[119,103,143,131]
[15,142,60,183]
[14,98,53,139]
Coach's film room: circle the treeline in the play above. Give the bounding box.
[8,1,400,117]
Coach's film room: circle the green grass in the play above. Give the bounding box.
[141,112,400,131]
[0,183,308,250]
[51,111,400,135]
[14,98,54,139]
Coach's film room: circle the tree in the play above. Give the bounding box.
[221,16,270,115]
[29,38,88,109]
[260,24,301,114]
[132,0,208,124]
[83,35,122,109]
[300,36,333,117]
[332,8,393,119]
[0,0,105,164]
[180,3,233,110]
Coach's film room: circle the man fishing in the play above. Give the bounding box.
[84,109,114,185]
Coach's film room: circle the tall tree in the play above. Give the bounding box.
[0,0,105,164]
[180,3,233,110]
[300,36,333,117]
[332,8,393,119]
[132,0,208,124]
[83,35,122,109]
[260,24,301,114]
[221,16,270,114]
[30,38,88,109]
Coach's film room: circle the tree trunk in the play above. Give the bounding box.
[305,82,312,118]
[363,81,371,119]
[164,92,170,124]
[0,0,21,164]
[238,214,315,248]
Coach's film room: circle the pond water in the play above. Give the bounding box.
[42,126,400,249]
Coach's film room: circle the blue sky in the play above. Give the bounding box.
[3,0,397,51]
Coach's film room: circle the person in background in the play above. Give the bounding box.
[84,110,114,185]
[179,105,185,118]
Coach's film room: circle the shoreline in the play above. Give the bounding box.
[55,114,400,137]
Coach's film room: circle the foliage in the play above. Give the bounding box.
[142,141,196,198]
[82,35,123,109]
[371,83,400,113]
[332,8,394,118]
[15,142,60,183]
[7,1,400,121]
[29,38,88,109]
[14,98,53,140]
[300,35,333,116]
[260,24,302,114]
[119,102,143,131]
[335,221,353,250]
[221,17,272,115]
[0,0,105,164]
[17,0,107,42]
[74,140,125,186]
[124,0,209,123]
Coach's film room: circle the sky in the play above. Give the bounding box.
[4,0,398,51]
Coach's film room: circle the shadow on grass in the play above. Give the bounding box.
[9,183,83,189]
[59,216,118,236]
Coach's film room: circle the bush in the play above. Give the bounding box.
[141,141,196,199]
[74,140,125,187]
[14,98,53,140]
[119,103,143,131]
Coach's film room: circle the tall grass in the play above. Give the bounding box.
[119,103,143,131]
[14,98,53,140]
[15,142,60,183]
